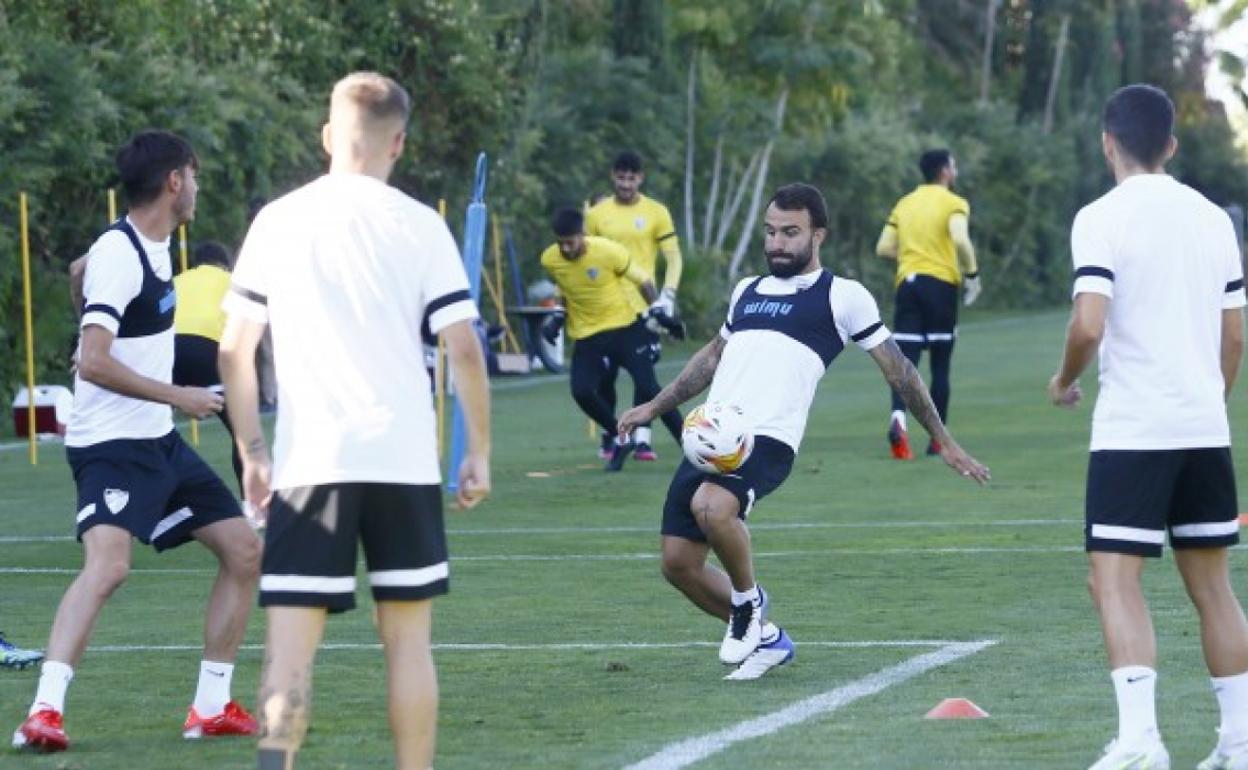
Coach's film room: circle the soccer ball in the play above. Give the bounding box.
[681,402,754,474]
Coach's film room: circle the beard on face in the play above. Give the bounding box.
[765,242,814,278]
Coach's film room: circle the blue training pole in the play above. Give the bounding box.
[447,153,488,492]
[504,225,533,352]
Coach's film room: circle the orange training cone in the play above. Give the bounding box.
[924,698,989,719]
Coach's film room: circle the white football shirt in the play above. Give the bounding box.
[1071,174,1245,451]
[67,220,175,447]
[224,173,478,488]
[708,269,890,452]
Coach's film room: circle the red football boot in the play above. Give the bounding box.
[12,708,68,753]
[183,700,258,739]
[888,418,913,460]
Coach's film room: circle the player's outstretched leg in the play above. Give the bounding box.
[187,517,261,739]
[13,526,133,753]
[689,484,763,664]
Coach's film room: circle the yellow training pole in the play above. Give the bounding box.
[178,223,199,446]
[436,199,448,462]
[19,193,37,465]
[107,188,117,222]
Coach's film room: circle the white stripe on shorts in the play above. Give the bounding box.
[260,575,356,594]
[1090,524,1165,545]
[926,332,956,342]
[150,507,192,541]
[1172,521,1240,538]
[892,333,925,343]
[369,562,449,588]
[76,504,96,524]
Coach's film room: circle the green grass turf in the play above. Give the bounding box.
[2,308,1248,768]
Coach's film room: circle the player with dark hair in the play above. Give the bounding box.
[1050,83,1248,770]
[541,207,683,472]
[876,148,981,459]
[13,130,260,754]
[586,150,684,462]
[621,182,989,679]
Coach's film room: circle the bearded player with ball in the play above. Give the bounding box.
[619,183,991,680]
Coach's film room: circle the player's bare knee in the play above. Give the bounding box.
[232,531,262,578]
[85,558,130,596]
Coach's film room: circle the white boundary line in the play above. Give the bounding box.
[623,640,998,770]
[78,639,975,653]
[0,546,1086,575]
[0,518,1080,544]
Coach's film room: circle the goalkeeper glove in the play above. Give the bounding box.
[646,305,686,340]
[963,274,982,307]
[540,309,566,344]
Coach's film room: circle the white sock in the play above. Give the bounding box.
[31,660,73,715]
[633,426,652,445]
[730,585,760,607]
[1213,671,1248,747]
[193,660,234,717]
[1111,666,1159,744]
[891,410,907,431]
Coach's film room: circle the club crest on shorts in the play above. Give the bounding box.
[104,488,130,514]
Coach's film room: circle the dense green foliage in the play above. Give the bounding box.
[2,0,1247,404]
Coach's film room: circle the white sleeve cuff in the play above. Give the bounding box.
[1225,288,1247,309]
[81,309,120,334]
[221,290,269,324]
[1072,276,1114,298]
[853,323,890,351]
[719,324,732,341]
[428,299,478,335]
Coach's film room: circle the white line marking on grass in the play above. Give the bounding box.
[0,519,1080,545]
[0,545,1088,574]
[623,640,998,770]
[82,639,981,653]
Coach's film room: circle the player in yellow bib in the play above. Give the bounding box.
[586,150,683,462]
[541,207,683,472]
[876,149,981,460]
[173,242,242,488]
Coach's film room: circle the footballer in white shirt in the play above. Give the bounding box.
[620,183,989,680]
[1049,83,1248,770]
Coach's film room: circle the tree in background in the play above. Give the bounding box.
[3,0,1247,406]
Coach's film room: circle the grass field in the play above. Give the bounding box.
[3,308,1248,769]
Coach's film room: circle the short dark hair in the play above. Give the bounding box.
[612,150,643,173]
[919,149,952,183]
[115,130,198,207]
[767,183,829,230]
[191,241,231,269]
[1103,84,1174,167]
[551,207,584,237]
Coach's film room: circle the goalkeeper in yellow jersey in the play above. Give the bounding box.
[875,149,981,460]
[586,150,683,462]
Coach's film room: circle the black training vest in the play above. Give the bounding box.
[725,270,843,367]
[82,219,177,338]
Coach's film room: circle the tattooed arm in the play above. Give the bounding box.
[868,337,991,484]
[617,334,726,436]
[869,338,948,444]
